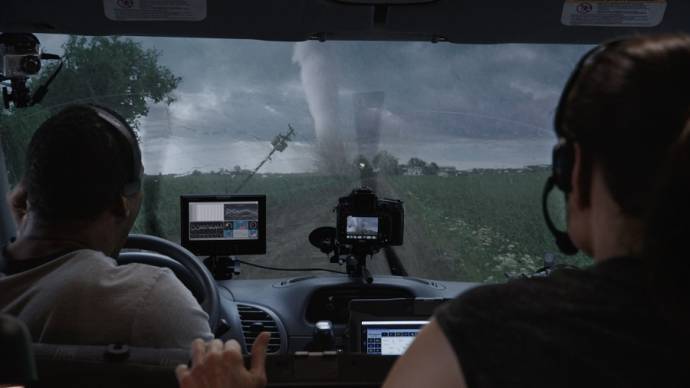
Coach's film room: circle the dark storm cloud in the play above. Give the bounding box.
[34,34,591,172]
[330,42,587,140]
[130,37,590,142]
[132,37,313,140]
[36,34,590,142]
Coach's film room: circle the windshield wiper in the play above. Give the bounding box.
[383,246,408,276]
[359,175,408,276]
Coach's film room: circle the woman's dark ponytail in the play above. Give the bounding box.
[644,121,690,328]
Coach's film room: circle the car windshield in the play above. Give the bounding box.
[0,35,593,281]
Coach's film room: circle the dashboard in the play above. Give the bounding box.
[214,274,478,355]
[176,193,479,355]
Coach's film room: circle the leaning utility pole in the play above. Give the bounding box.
[234,124,296,193]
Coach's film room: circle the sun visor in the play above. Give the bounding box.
[103,0,207,22]
[335,0,437,4]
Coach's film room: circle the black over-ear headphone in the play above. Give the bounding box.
[86,104,143,196]
[543,43,614,255]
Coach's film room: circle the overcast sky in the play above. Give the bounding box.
[37,34,591,173]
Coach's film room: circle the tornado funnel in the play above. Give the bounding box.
[354,91,385,162]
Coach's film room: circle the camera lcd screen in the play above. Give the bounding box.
[361,321,428,356]
[181,195,266,255]
[346,216,379,240]
[188,201,259,241]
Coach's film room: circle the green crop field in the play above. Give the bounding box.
[133,168,591,282]
[385,170,591,282]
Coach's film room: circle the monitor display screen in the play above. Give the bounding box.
[346,216,379,240]
[181,195,266,255]
[188,201,259,241]
[361,320,428,356]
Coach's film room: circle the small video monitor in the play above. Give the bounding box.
[348,298,443,354]
[361,321,428,356]
[346,216,379,241]
[180,195,266,256]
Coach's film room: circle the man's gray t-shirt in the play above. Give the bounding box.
[0,249,213,348]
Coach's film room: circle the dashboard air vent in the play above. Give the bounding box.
[237,304,281,354]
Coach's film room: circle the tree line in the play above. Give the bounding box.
[0,35,180,184]
[355,151,449,176]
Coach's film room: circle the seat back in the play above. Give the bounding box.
[32,343,395,387]
[32,343,186,388]
[0,314,37,386]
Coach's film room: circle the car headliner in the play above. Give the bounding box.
[1,0,689,44]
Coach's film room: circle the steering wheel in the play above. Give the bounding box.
[118,234,220,333]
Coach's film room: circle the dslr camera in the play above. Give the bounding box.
[336,187,404,249]
[1,33,61,109]
[0,33,42,78]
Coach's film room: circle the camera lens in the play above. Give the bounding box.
[20,55,41,74]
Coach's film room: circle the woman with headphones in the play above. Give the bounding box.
[176,33,690,388]
[382,33,690,388]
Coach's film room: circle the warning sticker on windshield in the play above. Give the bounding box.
[103,0,206,22]
[562,0,666,27]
